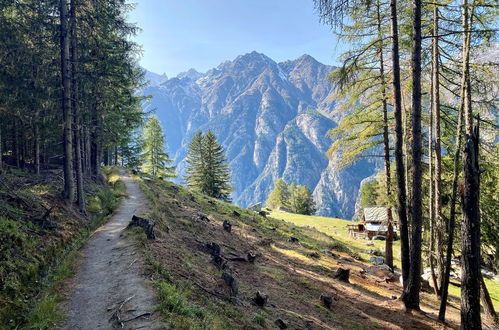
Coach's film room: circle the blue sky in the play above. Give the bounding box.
[127,0,342,76]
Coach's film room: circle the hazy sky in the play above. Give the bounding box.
[127,0,342,76]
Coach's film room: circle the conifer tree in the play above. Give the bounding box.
[141,116,175,178]
[266,178,290,209]
[185,130,206,191]
[185,130,232,201]
[289,184,316,215]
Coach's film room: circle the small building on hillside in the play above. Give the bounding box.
[347,206,397,240]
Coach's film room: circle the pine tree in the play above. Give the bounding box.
[141,116,175,178]
[185,130,206,191]
[203,131,232,201]
[185,130,232,201]
[266,178,290,209]
[289,184,316,215]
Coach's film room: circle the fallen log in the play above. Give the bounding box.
[128,215,155,240]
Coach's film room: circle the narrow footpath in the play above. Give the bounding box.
[61,174,160,330]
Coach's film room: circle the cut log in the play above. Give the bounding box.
[222,272,238,296]
[128,215,155,240]
[333,268,350,282]
[320,293,333,309]
[223,220,232,233]
[254,291,268,307]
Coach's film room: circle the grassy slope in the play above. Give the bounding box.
[269,211,499,310]
[0,167,125,329]
[135,175,470,329]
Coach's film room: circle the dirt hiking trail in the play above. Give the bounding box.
[61,173,160,330]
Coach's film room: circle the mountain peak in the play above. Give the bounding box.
[177,68,203,81]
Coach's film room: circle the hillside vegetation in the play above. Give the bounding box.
[132,174,465,329]
[268,211,499,311]
[0,167,125,328]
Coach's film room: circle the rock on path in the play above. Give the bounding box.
[61,174,160,330]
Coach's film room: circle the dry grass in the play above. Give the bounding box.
[135,176,478,329]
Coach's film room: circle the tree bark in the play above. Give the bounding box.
[389,0,410,288]
[377,0,394,270]
[428,69,440,296]
[432,3,445,291]
[70,0,85,212]
[460,121,481,330]
[0,124,3,175]
[438,0,474,321]
[60,0,74,202]
[403,0,423,310]
[480,274,498,325]
[34,122,40,175]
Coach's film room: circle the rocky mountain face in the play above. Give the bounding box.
[141,52,379,219]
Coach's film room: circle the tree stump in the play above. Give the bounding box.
[128,215,155,240]
[222,272,238,296]
[223,220,232,233]
[274,319,288,329]
[320,293,333,309]
[254,291,268,307]
[247,252,256,263]
[192,213,210,222]
[333,268,350,282]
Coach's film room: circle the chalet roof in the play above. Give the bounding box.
[363,206,388,224]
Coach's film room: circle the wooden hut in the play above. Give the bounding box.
[348,207,397,240]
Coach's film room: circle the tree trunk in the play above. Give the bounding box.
[438,0,474,321]
[428,70,440,296]
[60,0,74,202]
[13,119,20,168]
[70,0,85,212]
[377,0,394,270]
[403,0,423,310]
[91,99,102,179]
[389,0,410,288]
[480,274,498,325]
[114,144,118,166]
[432,3,445,291]
[460,121,481,330]
[34,122,40,175]
[0,124,3,175]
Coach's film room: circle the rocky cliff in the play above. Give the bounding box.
[141,52,380,219]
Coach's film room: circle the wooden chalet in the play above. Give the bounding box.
[347,206,397,240]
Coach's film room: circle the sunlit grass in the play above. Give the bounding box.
[269,210,499,310]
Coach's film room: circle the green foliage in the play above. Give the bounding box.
[141,116,176,178]
[0,170,124,328]
[265,179,316,215]
[359,180,379,207]
[289,184,316,215]
[266,178,290,209]
[185,130,232,201]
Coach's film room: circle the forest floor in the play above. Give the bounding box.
[59,173,161,329]
[131,174,499,330]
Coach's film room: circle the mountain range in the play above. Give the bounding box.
[140,52,380,219]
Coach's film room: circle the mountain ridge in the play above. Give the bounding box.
[141,51,380,219]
